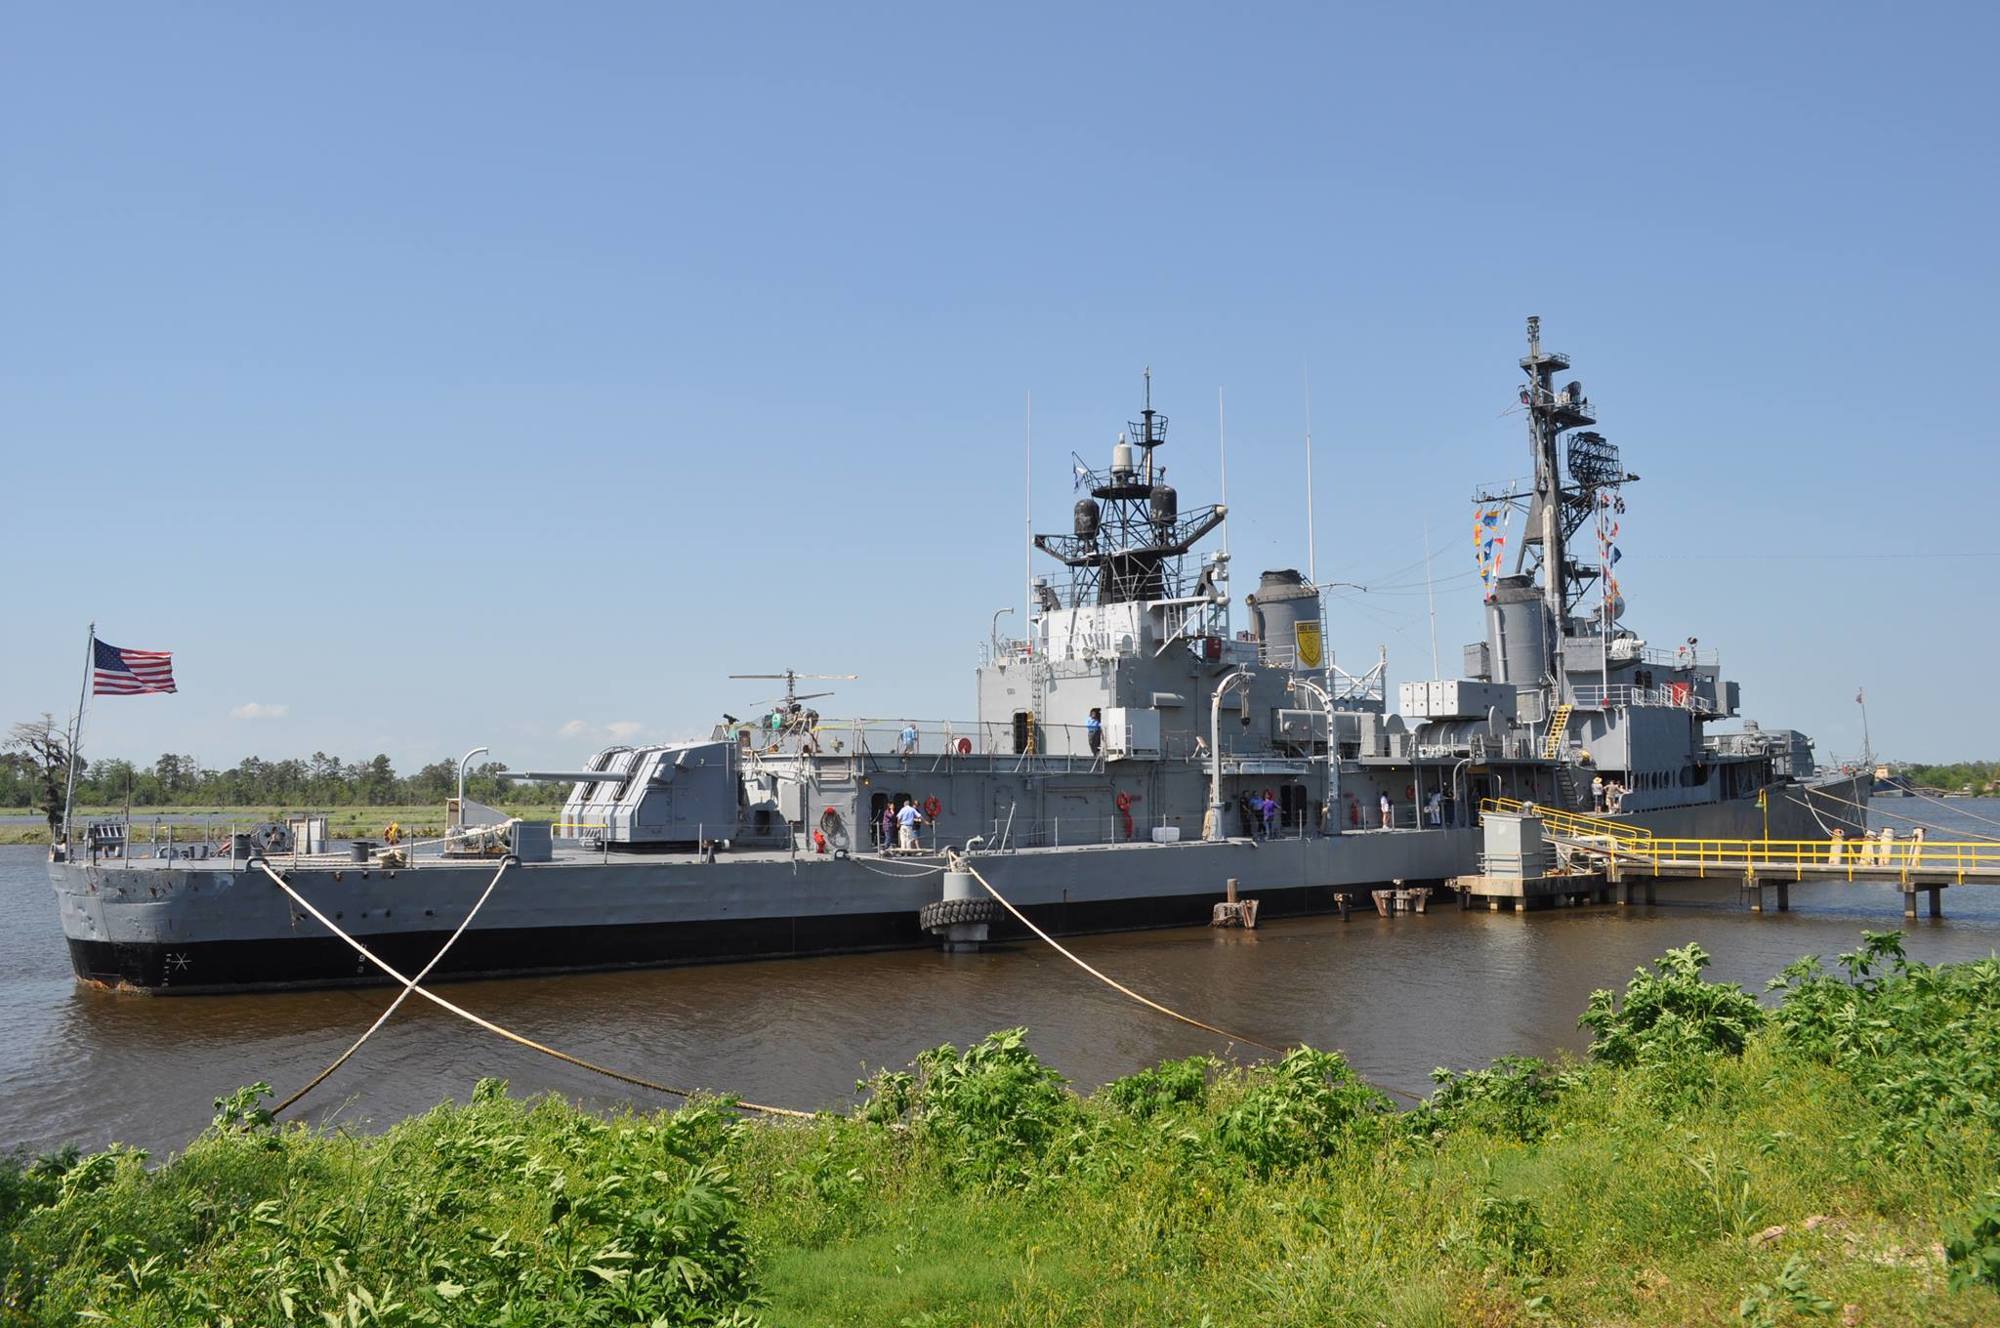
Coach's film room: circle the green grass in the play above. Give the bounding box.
[4,937,1998,1325]
[0,803,569,845]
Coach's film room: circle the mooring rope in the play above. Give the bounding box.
[1796,783,2000,842]
[947,855,1282,1052]
[252,860,814,1119]
[1904,784,2000,834]
[948,853,1425,1102]
[272,854,514,1117]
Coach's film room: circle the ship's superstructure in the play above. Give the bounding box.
[46,322,1869,992]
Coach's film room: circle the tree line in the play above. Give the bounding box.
[1898,761,1999,795]
[3,715,562,828]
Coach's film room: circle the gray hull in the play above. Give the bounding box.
[50,776,1864,994]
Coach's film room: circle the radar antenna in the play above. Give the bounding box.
[1032,372,1228,606]
[1470,317,1639,686]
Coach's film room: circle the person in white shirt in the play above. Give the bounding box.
[1379,791,1393,829]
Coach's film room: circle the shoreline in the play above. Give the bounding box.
[3,937,1996,1324]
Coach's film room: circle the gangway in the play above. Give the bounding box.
[1480,796,1652,842]
[1555,833,2000,919]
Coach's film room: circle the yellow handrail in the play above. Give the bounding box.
[1589,836,2000,884]
[1481,796,1654,841]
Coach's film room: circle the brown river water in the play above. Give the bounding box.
[5,798,1999,1159]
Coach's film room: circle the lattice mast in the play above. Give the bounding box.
[1507,316,1633,684]
[1034,371,1227,606]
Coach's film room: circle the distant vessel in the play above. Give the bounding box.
[50,319,1868,992]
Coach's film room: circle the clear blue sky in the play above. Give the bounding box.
[5,2,1995,772]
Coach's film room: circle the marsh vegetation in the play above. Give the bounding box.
[4,935,1996,1325]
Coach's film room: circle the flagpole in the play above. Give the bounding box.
[1024,390,1032,651]
[62,623,94,852]
[1857,688,1873,771]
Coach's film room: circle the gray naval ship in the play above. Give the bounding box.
[51,319,1869,992]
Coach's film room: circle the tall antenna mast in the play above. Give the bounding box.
[1217,388,1229,559]
[1024,389,1033,650]
[1218,387,1231,636]
[1423,521,1440,678]
[1304,363,1317,586]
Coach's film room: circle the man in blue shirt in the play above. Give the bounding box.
[1085,707,1102,755]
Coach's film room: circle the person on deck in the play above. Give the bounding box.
[896,798,923,850]
[1591,775,1606,813]
[1086,707,1103,755]
[1379,791,1394,829]
[899,722,918,756]
[879,802,895,853]
[1426,790,1443,827]
[1260,789,1279,839]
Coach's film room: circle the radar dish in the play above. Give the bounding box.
[1566,432,1622,491]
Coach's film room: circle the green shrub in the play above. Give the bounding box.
[1580,943,1766,1068]
[1769,931,2000,1157]
[1214,1047,1389,1177]
[1946,1189,2000,1295]
[1104,1054,1219,1120]
[3,1088,759,1326]
[864,1028,1086,1189]
[1417,1055,1574,1143]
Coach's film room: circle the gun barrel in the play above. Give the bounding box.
[499,770,617,783]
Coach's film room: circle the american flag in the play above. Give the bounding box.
[93,638,177,696]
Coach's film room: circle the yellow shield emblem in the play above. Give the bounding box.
[1293,621,1324,670]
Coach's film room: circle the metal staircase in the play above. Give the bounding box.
[1541,702,1573,759]
[1553,764,1586,811]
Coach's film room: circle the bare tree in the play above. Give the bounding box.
[7,715,72,840]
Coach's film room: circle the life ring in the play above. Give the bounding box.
[922,795,942,820]
[955,737,972,756]
[819,806,842,833]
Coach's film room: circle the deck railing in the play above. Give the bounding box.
[1606,836,2000,882]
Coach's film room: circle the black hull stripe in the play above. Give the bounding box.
[70,881,1391,994]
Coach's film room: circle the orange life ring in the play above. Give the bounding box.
[922,795,941,819]
[955,737,972,755]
